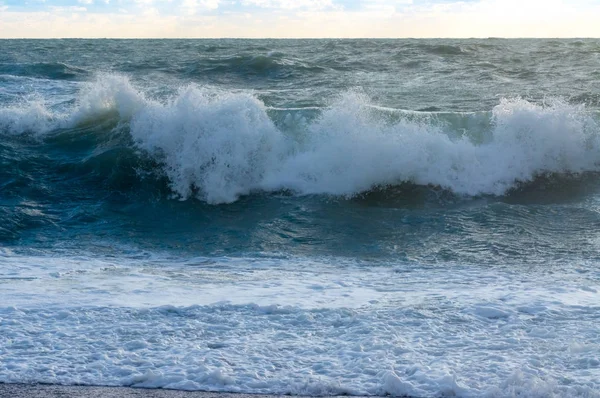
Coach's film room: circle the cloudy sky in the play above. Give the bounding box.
[0,0,599,38]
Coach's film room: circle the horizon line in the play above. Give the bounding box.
[1,36,599,40]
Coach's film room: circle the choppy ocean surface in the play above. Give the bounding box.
[1,39,600,397]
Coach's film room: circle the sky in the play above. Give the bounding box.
[0,0,599,38]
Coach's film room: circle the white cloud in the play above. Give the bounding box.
[180,0,221,14]
[131,0,155,5]
[0,0,598,38]
[49,6,88,13]
[398,0,600,37]
[241,0,333,11]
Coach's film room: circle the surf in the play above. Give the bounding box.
[2,74,600,204]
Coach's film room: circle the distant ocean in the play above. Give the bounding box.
[1,39,599,397]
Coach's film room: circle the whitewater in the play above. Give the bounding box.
[4,74,600,203]
[1,39,600,397]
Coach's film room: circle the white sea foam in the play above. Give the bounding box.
[69,73,145,124]
[0,100,58,135]
[0,252,599,397]
[2,75,600,203]
[130,84,285,203]
[133,81,600,203]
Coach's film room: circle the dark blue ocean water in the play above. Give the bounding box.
[1,39,600,397]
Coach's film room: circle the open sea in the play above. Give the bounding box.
[1,39,600,397]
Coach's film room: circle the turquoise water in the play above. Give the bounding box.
[1,39,600,397]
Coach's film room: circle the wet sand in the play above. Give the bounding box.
[0,384,330,398]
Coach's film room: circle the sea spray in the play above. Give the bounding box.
[2,75,600,203]
[130,85,285,203]
[126,82,600,202]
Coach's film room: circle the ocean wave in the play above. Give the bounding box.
[2,75,600,204]
[193,53,326,77]
[0,62,89,80]
[415,43,473,56]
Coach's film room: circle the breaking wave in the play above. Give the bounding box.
[2,74,600,204]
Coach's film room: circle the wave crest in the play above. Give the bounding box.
[131,85,284,203]
[196,53,325,77]
[0,62,88,80]
[2,75,600,204]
